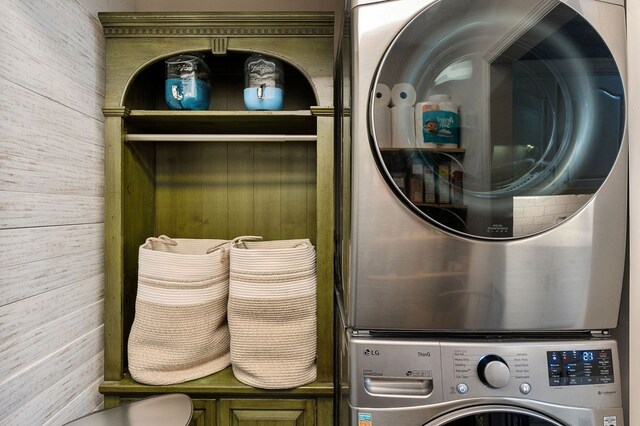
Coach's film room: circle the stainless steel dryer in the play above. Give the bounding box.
[347,335,624,425]
[338,0,628,332]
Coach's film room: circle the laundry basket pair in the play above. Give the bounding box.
[127,235,317,389]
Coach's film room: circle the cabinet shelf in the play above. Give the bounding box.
[125,133,317,143]
[100,367,334,397]
[125,110,317,134]
[416,203,468,210]
[380,147,466,154]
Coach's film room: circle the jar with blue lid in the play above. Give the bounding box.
[165,55,211,110]
[243,54,284,111]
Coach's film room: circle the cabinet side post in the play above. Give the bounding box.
[103,108,128,381]
[315,112,335,383]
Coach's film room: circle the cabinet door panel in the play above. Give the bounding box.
[219,399,315,426]
[191,400,216,426]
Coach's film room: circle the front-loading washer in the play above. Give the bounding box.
[347,335,624,425]
[338,0,628,332]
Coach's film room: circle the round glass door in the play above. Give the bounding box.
[371,0,625,239]
[425,405,565,425]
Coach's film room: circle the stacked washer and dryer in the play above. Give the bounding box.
[334,0,628,424]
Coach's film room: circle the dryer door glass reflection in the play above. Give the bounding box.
[371,0,625,239]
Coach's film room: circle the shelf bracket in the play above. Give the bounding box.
[211,37,228,55]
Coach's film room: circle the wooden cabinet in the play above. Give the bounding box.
[98,12,334,424]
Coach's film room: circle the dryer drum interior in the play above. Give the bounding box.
[370,0,625,239]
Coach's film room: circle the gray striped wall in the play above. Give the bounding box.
[0,1,107,424]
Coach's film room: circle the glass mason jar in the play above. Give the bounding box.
[243,54,284,111]
[165,54,211,110]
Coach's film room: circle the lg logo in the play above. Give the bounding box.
[363,349,380,356]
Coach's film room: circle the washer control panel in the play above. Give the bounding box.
[440,340,621,408]
[349,336,622,410]
[547,348,614,386]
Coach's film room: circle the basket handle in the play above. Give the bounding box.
[145,235,178,246]
[231,235,263,248]
[206,241,230,254]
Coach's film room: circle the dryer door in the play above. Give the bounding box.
[426,405,565,426]
[371,0,625,239]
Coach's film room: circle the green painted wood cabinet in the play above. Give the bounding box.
[98,12,334,425]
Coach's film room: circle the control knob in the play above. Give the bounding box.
[477,355,510,389]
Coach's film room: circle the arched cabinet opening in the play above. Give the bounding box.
[124,50,317,112]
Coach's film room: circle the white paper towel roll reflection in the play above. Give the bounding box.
[374,84,392,147]
[391,83,416,106]
[374,84,391,107]
[391,105,415,148]
[374,106,392,148]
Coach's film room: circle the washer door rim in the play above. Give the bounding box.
[424,403,566,426]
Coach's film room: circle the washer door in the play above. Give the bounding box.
[371,0,625,239]
[426,405,565,426]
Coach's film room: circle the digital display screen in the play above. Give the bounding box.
[547,349,614,386]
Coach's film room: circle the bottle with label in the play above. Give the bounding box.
[449,161,464,204]
[424,166,437,203]
[408,163,424,204]
[437,163,450,204]
[415,94,459,147]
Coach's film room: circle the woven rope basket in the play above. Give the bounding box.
[228,237,317,389]
[128,235,231,385]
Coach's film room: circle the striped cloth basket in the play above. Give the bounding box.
[128,235,231,385]
[228,237,317,389]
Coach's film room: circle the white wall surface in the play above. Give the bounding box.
[627,0,639,423]
[0,0,107,424]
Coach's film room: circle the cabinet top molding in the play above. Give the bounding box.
[99,12,334,38]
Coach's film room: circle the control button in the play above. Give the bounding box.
[456,383,469,394]
[477,355,510,389]
[519,383,531,395]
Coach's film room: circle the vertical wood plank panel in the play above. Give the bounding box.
[155,142,177,236]
[253,142,282,240]
[122,140,155,373]
[307,141,318,242]
[281,141,312,240]
[202,143,229,238]
[175,143,204,238]
[227,143,255,238]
